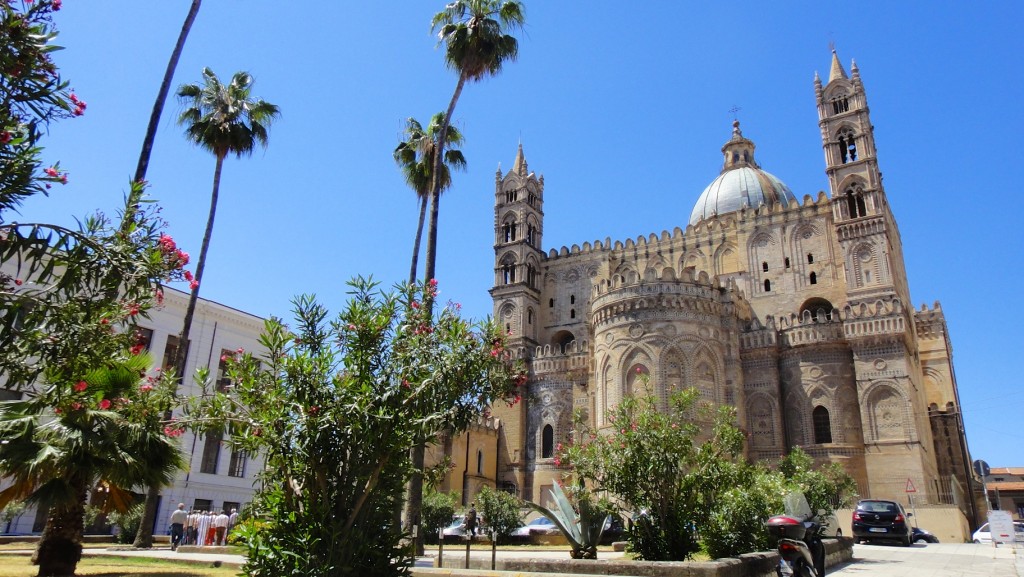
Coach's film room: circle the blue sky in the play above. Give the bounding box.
[18,2,1022,467]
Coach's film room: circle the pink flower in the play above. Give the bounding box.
[71,402,82,411]
[74,380,87,392]
[411,301,420,309]
[14,279,22,286]
[635,367,643,374]
[59,174,67,184]
[44,167,58,177]
[52,0,61,11]
[175,250,189,266]
[140,384,154,393]
[236,348,244,354]
[53,407,62,414]
[189,280,199,291]
[99,399,111,410]
[100,318,109,325]
[347,324,356,331]
[0,131,11,144]
[183,270,193,282]
[130,344,144,355]
[429,278,438,287]
[220,355,228,362]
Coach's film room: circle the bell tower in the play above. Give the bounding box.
[490,144,544,349]
[816,50,910,305]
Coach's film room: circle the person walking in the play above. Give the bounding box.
[227,508,238,535]
[213,510,230,546]
[168,503,188,551]
[204,511,217,546]
[465,503,478,539]
[196,511,210,547]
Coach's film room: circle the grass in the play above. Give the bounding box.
[0,554,240,577]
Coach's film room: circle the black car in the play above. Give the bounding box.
[851,499,913,546]
[911,526,939,543]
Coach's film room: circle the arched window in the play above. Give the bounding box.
[526,224,535,245]
[526,264,536,288]
[502,221,518,243]
[527,309,534,325]
[762,261,769,272]
[813,406,833,444]
[542,425,554,459]
[505,190,516,203]
[807,253,814,264]
[809,272,817,285]
[570,295,575,304]
[476,449,484,474]
[570,309,576,319]
[502,263,516,284]
[549,298,554,308]
[764,279,771,292]
[785,257,791,269]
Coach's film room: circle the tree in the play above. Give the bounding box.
[393,113,466,285]
[133,0,202,184]
[133,67,279,547]
[0,354,185,577]
[476,485,523,544]
[421,490,458,544]
[562,383,746,561]
[404,1,525,553]
[423,0,524,285]
[183,278,522,576]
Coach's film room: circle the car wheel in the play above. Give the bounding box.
[902,535,912,547]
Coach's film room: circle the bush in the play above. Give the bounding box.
[700,464,787,559]
[422,490,457,543]
[476,485,522,543]
[108,504,144,545]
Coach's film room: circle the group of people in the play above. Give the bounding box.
[168,504,238,550]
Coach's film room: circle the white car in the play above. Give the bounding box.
[511,516,559,537]
[971,521,1024,544]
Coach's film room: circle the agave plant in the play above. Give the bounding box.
[528,482,609,559]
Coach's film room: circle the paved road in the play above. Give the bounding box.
[9,540,1018,576]
[832,542,1020,577]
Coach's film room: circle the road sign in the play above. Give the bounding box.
[905,478,917,493]
[974,459,991,478]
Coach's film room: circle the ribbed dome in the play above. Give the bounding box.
[688,121,797,225]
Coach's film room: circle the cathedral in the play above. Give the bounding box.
[487,51,975,520]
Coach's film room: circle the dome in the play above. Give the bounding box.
[688,121,797,225]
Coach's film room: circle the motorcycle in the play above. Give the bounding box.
[766,492,826,577]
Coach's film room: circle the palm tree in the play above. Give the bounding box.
[393,112,466,285]
[403,0,524,554]
[422,0,525,286]
[0,356,184,577]
[134,68,279,548]
[132,0,202,184]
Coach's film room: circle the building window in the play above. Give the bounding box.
[527,309,533,325]
[193,498,212,512]
[228,450,247,478]
[838,130,857,163]
[812,406,832,444]
[785,257,790,269]
[807,253,814,264]
[570,295,575,304]
[223,501,241,515]
[549,298,554,308]
[570,309,576,319]
[217,349,235,392]
[526,264,537,288]
[831,96,849,115]
[541,425,554,459]
[809,272,817,285]
[476,450,484,475]
[162,335,186,373]
[502,221,517,243]
[762,261,769,272]
[505,190,516,203]
[200,430,223,474]
[502,264,516,284]
[764,279,771,292]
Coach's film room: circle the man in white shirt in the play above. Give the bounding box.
[168,504,188,551]
[213,510,230,546]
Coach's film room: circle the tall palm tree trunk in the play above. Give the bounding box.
[133,0,202,184]
[33,477,87,577]
[129,0,201,548]
[134,153,224,548]
[408,194,427,285]
[405,71,468,558]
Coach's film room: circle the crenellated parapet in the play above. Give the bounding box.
[589,269,737,330]
[914,301,947,340]
[531,339,590,376]
[841,298,907,343]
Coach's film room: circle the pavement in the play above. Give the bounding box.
[2,541,1019,576]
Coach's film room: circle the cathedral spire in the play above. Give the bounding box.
[512,143,528,176]
[720,120,759,172]
[828,48,848,83]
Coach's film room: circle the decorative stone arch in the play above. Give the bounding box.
[551,330,575,352]
[713,242,739,276]
[851,241,877,287]
[499,301,518,337]
[621,346,654,400]
[689,343,723,406]
[824,81,853,114]
[863,381,912,442]
[783,388,813,446]
[745,392,779,449]
[680,249,707,274]
[799,297,836,322]
[747,232,777,292]
[659,346,688,411]
[599,356,615,425]
[498,251,519,285]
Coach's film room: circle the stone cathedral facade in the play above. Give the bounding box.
[488,51,975,516]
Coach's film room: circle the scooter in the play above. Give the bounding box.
[766,492,826,577]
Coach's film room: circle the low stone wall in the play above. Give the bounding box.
[0,534,169,545]
[424,537,853,577]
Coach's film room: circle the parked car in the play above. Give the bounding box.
[971,521,1024,544]
[911,526,939,543]
[511,516,558,537]
[599,515,625,544]
[443,514,487,538]
[851,499,913,546]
